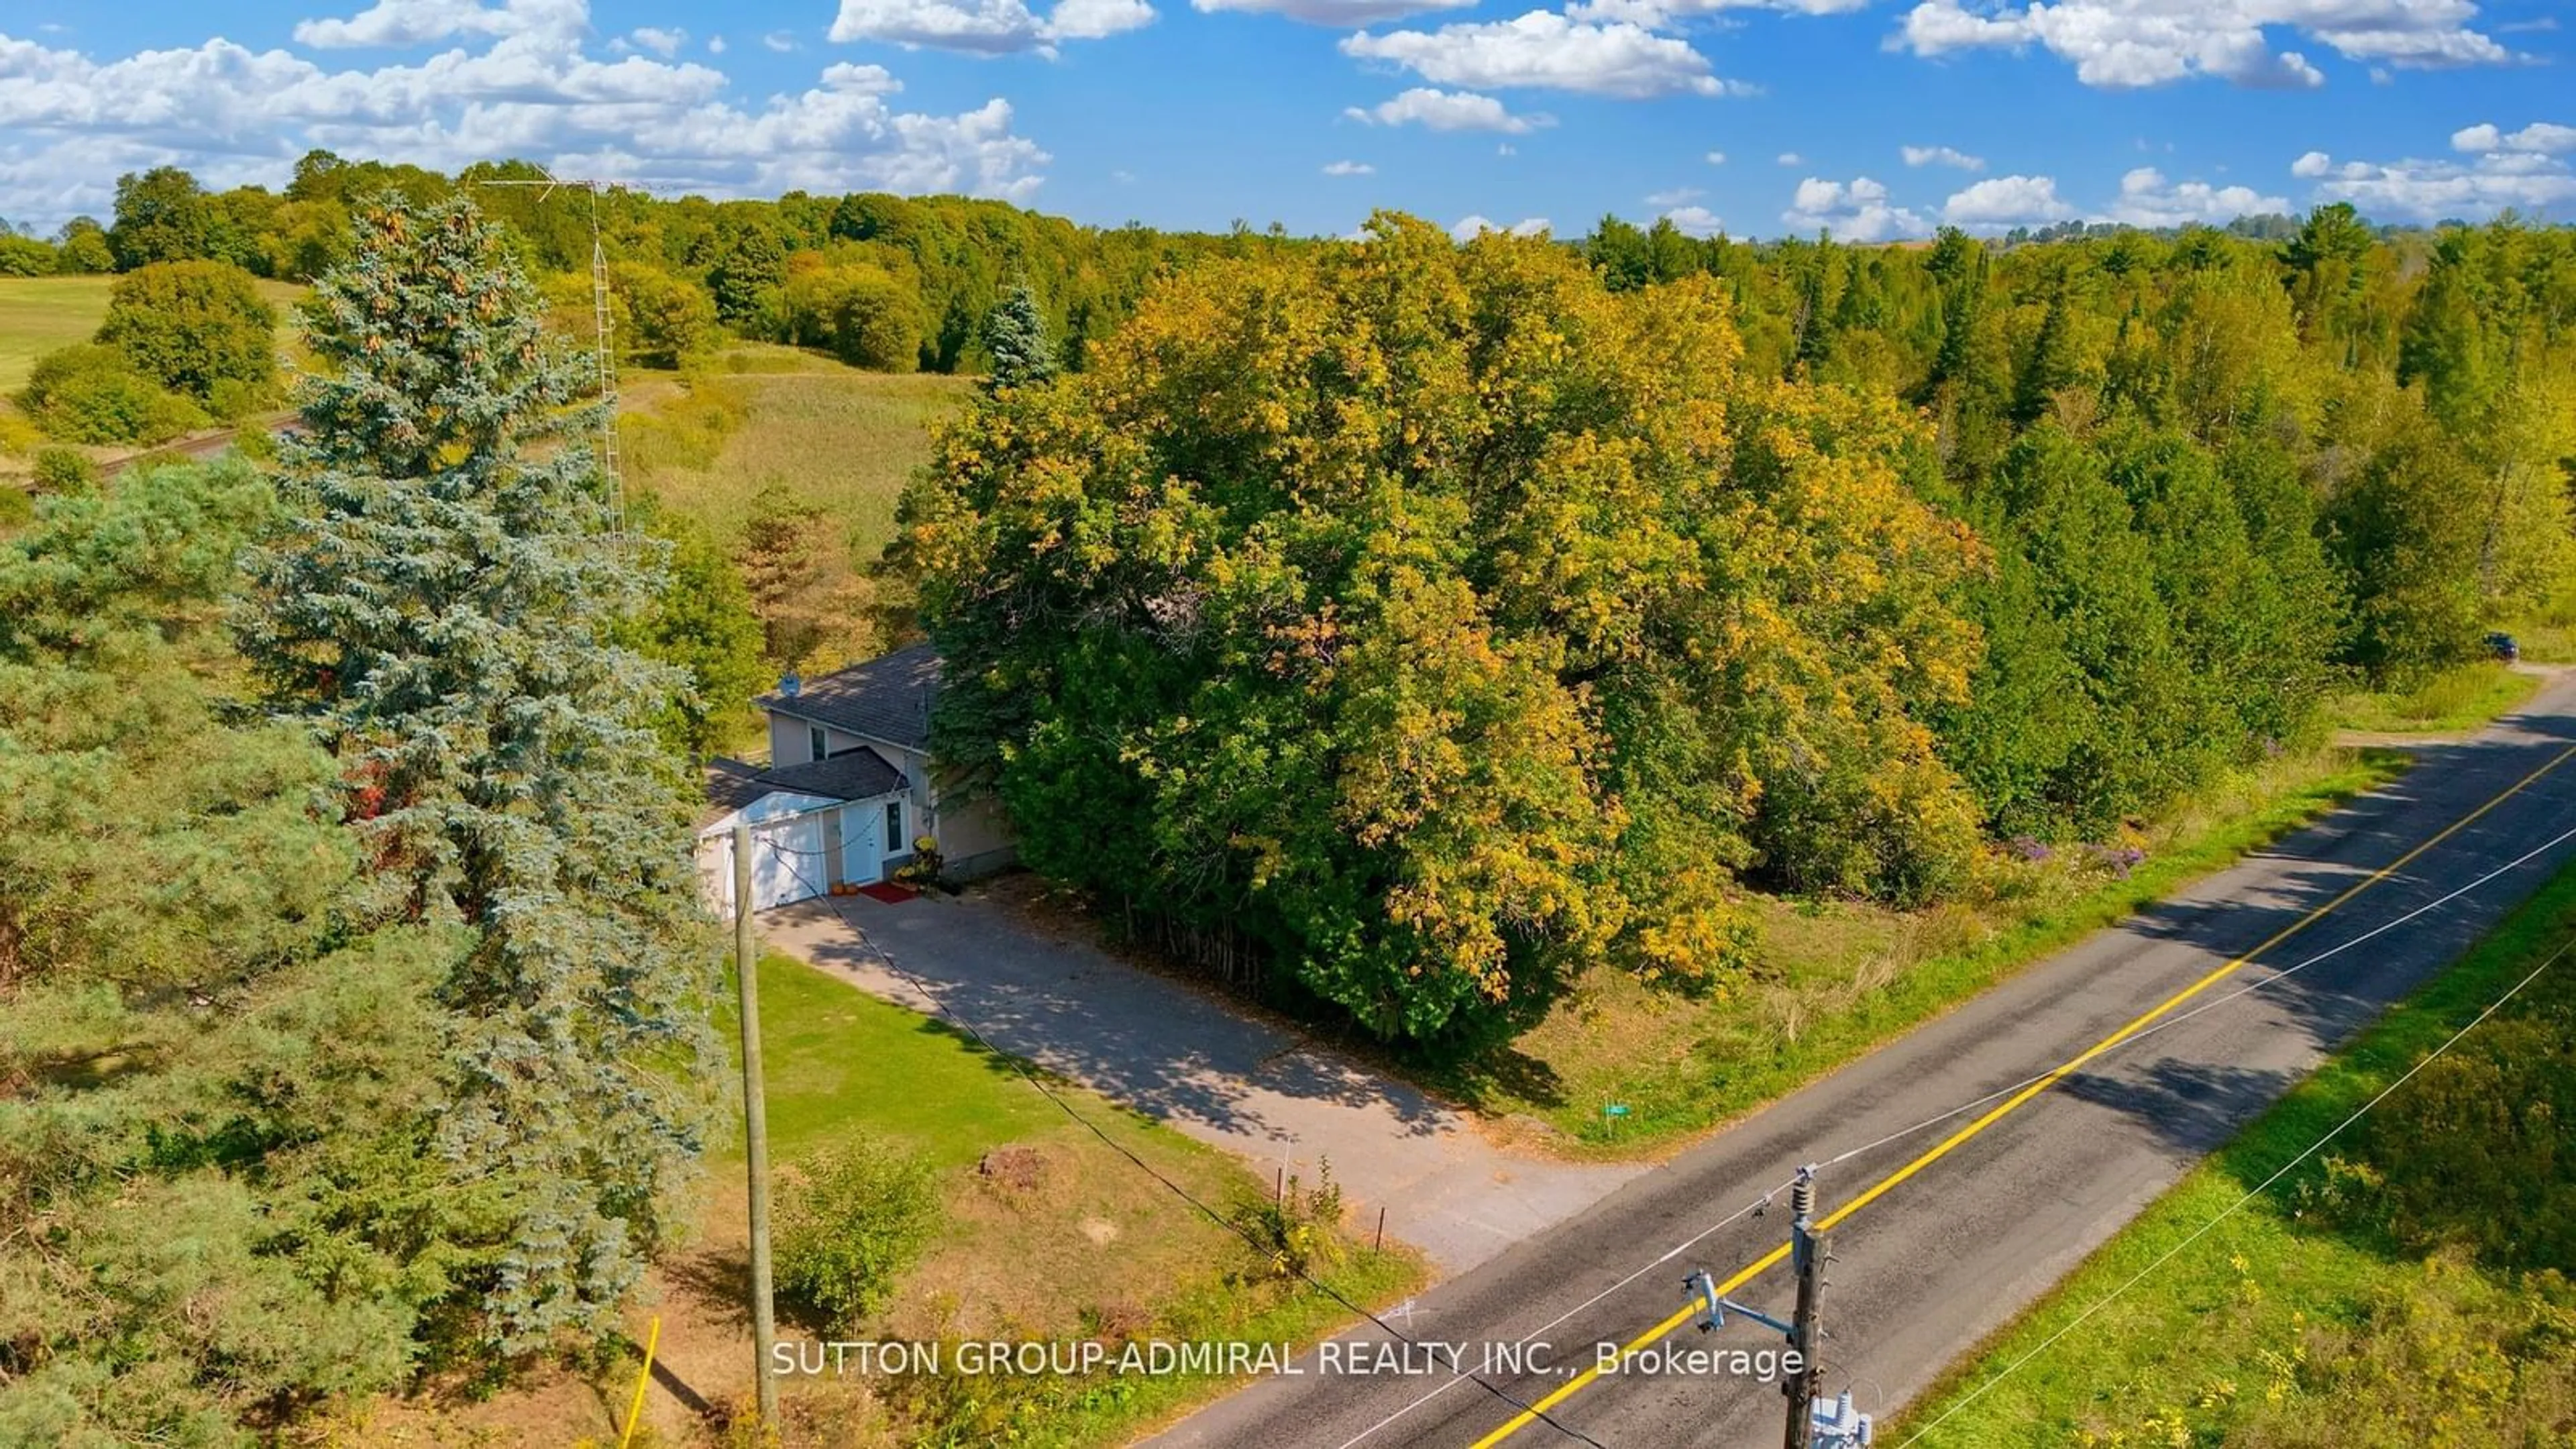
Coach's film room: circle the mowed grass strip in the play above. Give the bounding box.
[717,952,1423,1448]
[1891,855,2576,1448]
[2332,659,2544,735]
[1431,745,2410,1156]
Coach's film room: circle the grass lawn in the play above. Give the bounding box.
[701,952,1422,1448]
[623,348,974,559]
[0,274,307,393]
[1426,745,2410,1156]
[2330,659,2542,735]
[1892,855,2576,1448]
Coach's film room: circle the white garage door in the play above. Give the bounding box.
[704,814,832,915]
[751,814,828,910]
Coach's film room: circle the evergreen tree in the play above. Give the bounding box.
[238,195,718,1352]
[981,280,1057,391]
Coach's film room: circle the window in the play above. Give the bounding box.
[885,801,904,854]
[808,724,828,763]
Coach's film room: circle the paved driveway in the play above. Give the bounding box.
[758,890,1643,1274]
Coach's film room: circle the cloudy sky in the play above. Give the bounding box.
[1,0,2571,241]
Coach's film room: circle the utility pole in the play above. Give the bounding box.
[1784,1166,1827,1449]
[732,823,780,1427]
[1686,1164,1868,1449]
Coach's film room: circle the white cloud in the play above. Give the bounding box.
[828,0,1154,53]
[1705,149,1726,164]
[2451,121,2576,155]
[1450,213,1551,239]
[1195,0,1473,24]
[1342,86,1552,132]
[2298,146,2576,221]
[708,33,729,53]
[2101,166,2287,226]
[1776,150,1802,165]
[1660,203,1723,236]
[1901,142,1984,170]
[615,26,687,56]
[1893,0,2513,88]
[763,30,799,50]
[1497,142,1515,155]
[0,11,1052,227]
[1323,158,1374,174]
[1782,174,1927,241]
[1567,0,1862,24]
[1342,11,1736,99]
[292,0,582,48]
[1941,172,2074,228]
[1645,184,1703,206]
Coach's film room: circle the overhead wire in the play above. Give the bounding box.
[1892,930,2576,1446]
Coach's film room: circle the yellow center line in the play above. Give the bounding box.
[1469,740,2576,1449]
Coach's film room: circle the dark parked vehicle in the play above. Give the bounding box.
[2487,631,2521,663]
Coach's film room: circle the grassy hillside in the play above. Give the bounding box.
[0,274,307,393]
[1894,856,2576,1447]
[621,347,973,559]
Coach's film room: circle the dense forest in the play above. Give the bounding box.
[3,152,2574,1440]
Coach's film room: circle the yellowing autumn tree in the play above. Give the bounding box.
[898,213,1984,1046]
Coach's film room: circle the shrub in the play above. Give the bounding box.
[0,486,30,530]
[1230,1159,1346,1281]
[0,234,56,276]
[94,260,278,402]
[773,1136,938,1327]
[21,345,208,445]
[613,262,721,370]
[782,264,923,372]
[31,447,100,494]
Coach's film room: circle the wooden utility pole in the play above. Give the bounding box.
[733,823,780,1427]
[1784,1169,1825,1449]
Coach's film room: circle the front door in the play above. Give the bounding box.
[841,802,885,885]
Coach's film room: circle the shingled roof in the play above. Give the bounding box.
[758,642,941,753]
[698,747,908,829]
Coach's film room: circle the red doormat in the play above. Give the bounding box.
[856,881,918,904]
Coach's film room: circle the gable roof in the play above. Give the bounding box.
[759,642,941,753]
[698,747,908,829]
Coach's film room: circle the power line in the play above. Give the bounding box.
[1813,818,2576,1178]
[748,837,1615,1449]
[1332,1170,1807,1449]
[1893,930,2575,1447]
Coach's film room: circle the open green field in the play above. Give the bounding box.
[1894,856,2576,1447]
[622,347,974,558]
[1426,745,2410,1156]
[0,274,307,393]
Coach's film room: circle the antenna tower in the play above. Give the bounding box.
[478,168,639,532]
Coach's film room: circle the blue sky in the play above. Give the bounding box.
[1,0,2570,240]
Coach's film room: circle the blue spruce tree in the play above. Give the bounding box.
[240,195,720,1352]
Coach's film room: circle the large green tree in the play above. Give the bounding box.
[0,462,473,1442]
[899,214,1983,1045]
[237,195,719,1352]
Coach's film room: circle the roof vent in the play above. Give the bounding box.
[779,672,802,698]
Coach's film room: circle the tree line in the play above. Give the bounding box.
[2,152,1297,398]
[899,205,2576,1048]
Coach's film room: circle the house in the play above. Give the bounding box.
[694,643,1014,913]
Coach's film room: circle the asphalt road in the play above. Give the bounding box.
[1148,672,2576,1449]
